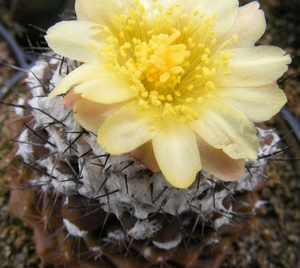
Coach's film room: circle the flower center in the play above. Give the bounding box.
[94,0,238,125]
[135,31,190,89]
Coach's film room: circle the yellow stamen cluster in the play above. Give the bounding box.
[135,31,190,88]
[96,0,238,128]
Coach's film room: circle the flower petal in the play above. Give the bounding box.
[74,76,135,104]
[152,121,201,189]
[45,21,103,64]
[73,98,125,134]
[49,64,107,97]
[215,84,287,122]
[223,1,266,48]
[75,0,125,33]
[129,141,160,172]
[192,99,258,159]
[62,90,82,109]
[77,0,186,29]
[197,136,245,181]
[214,46,291,87]
[97,102,160,154]
[186,0,238,37]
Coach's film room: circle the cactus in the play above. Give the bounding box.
[5,55,281,267]
[4,0,292,266]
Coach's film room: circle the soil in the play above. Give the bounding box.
[0,0,299,267]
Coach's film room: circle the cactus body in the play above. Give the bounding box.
[7,55,280,267]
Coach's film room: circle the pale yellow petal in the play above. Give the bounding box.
[45,21,103,64]
[215,84,287,122]
[214,46,291,87]
[49,64,107,97]
[75,0,125,33]
[97,102,160,154]
[186,0,238,37]
[152,121,201,189]
[192,99,258,159]
[223,1,266,48]
[150,0,187,21]
[73,98,125,134]
[74,76,135,104]
[197,136,245,181]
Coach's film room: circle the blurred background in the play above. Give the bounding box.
[1,0,75,46]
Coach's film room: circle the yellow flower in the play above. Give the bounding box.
[45,0,290,188]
